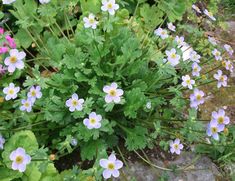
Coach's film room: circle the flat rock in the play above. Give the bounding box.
[115,152,222,181]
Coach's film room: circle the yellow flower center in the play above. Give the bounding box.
[219,76,224,81]
[107,3,113,9]
[90,118,96,124]
[24,102,30,107]
[161,31,166,35]
[171,53,176,59]
[8,89,14,95]
[31,90,36,97]
[10,56,17,63]
[107,163,115,170]
[173,144,179,149]
[109,90,116,96]
[186,79,191,84]
[218,117,224,124]
[72,100,78,106]
[222,61,226,67]
[89,18,95,24]
[211,127,218,133]
[196,94,201,100]
[215,52,220,56]
[15,156,23,164]
[194,67,198,71]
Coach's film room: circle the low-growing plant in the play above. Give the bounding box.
[0,0,234,180]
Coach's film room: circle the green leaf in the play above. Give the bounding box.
[0,167,22,181]
[125,126,148,151]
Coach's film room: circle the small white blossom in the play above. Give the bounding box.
[211,109,230,130]
[224,44,234,56]
[213,70,228,88]
[70,138,78,146]
[27,86,42,103]
[204,9,216,21]
[167,22,176,32]
[99,153,123,179]
[66,93,84,112]
[181,75,195,89]
[146,101,152,109]
[83,13,98,29]
[190,51,201,63]
[223,60,234,73]
[4,49,26,73]
[83,112,102,129]
[3,83,20,101]
[212,49,222,61]
[206,121,224,140]
[175,36,185,47]
[190,89,205,109]
[10,147,31,172]
[192,4,201,13]
[0,134,5,149]
[208,36,217,46]
[101,0,119,15]
[169,139,183,155]
[39,0,50,4]
[2,0,16,4]
[20,99,33,113]
[154,28,168,39]
[192,62,201,77]
[103,82,124,104]
[165,48,181,67]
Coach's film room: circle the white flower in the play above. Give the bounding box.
[0,134,5,149]
[169,139,183,155]
[3,83,20,101]
[154,28,168,39]
[211,109,230,129]
[192,4,201,13]
[192,62,201,77]
[208,36,217,46]
[223,60,234,73]
[181,75,195,89]
[204,9,216,21]
[101,0,119,15]
[103,82,124,104]
[20,99,33,113]
[175,36,185,47]
[83,112,102,129]
[27,86,42,103]
[65,93,84,112]
[2,0,16,4]
[224,44,234,56]
[190,89,205,109]
[190,51,201,63]
[70,138,78,146]
[167,22,176,32]
[4,49,26,73]
[165,48,181,66]
[214,70,228,88]
[10,147,31,172]
[146,101,152,109]
[83,13,98,29]
[99,153,123,179]
[212,49,222,61]
[39,0,50,4]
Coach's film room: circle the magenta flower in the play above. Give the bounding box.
[0,47,9,54]
[5,35,16,48]
[0,28,4,35]
[169,138,183,155]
